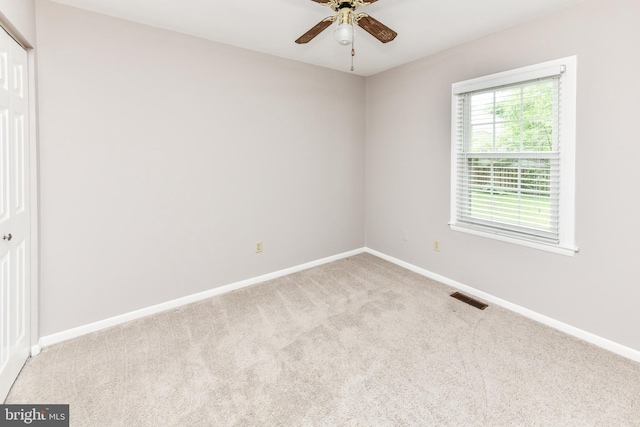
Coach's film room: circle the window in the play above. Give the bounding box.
[450,57,577,255]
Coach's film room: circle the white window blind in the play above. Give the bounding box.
[450,57,577,254]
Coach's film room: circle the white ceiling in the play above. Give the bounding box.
[50,0,586,76]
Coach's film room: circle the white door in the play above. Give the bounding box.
[0,27,30,402]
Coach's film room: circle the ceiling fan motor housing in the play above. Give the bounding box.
[337,7,354,25]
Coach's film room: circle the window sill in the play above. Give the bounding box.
[449,224,578,257]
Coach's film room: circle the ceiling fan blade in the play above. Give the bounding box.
[356,14,397,43]
[295,18,335,44]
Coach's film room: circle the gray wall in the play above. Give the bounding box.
[35,0,366,336]
[366,0,640,351]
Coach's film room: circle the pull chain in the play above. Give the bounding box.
[351,48,355,72]
[350,19,356,72]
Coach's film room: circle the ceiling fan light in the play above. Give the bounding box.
[333,23,355,46]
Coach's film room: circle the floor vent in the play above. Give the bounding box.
[450,292,488,310]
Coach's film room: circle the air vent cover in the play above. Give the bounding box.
[450,292,488,310]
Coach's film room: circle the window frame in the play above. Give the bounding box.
[450,56,578,256]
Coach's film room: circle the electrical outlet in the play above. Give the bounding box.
[433,240,441,252]
[255,241,263,253]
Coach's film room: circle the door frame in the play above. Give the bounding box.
[0,15,39,358]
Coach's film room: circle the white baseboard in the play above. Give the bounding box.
[37,248,366,350]
[30,344,41,357]
[365,248,640,364]
[36,246,640,364]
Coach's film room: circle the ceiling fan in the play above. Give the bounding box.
[295,0,398,67]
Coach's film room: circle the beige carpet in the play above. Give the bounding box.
[6,253,640,426]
